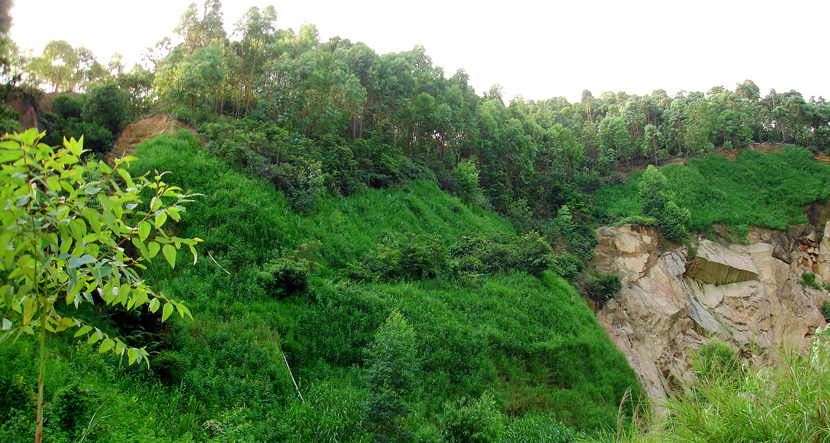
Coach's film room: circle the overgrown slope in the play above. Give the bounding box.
[594,146,830,233]
[0,131,638,442]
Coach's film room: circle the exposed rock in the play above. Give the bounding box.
[593,223,828,403]
[686,240,759,285]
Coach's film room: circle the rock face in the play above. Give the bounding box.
[593,223,828,403]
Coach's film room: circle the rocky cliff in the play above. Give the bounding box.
[592,215,830,403]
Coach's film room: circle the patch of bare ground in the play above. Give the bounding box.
[105,114,203,165]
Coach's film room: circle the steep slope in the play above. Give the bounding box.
[105,115,201,164]
[593,221,829,402]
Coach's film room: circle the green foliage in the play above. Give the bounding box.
[349,233,446,282]
[448,232,554,277]
[550,254,585,284]
[82,82,130,136]
[440,393,505,443]
[364,310,418,438]
[638,165,690,240]
[800,272,823,291]
[13,130,638,438]
[543,205,598,258]
[499,414,575,443]
[0,129,201,441]
[257,257,310,298]
[453,158,483,203]
[596,147,830,233]
[819,300,830,324]
[581,272,621,304]
[668,329,830,442]
[694,338,739,382]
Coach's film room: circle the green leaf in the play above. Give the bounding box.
[116,168,136,189]
[68,254,96,269]
[148,242,160,259]
[99,338,114,353]
[148,297,160,313]
[128,348,138,365]
[74,324,92,338]
[161,302,174,321]
[138,221,151,241]
[22,298,36,325]
[176,303,192,319]
[155,211,168,229]
[162,244,176,269]
[0,148,23,163]
[132,238,150,260]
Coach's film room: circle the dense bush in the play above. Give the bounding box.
[440,393,505,443]
[821,300,830,323]
[638,165,690,240]
[364,311,418,439]
[453,158,483,204]
[694,338,739,382]
[581,272,622,304]
[257,258,311,298]
[82,82,130,135]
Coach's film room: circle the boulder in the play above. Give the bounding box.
[685,240,759,285]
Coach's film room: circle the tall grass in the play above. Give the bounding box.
[584,325,830,443]
[593,146,830,232]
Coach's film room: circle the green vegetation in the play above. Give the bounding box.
[0,130,200,442]
[820,300,830,323]
[1,131,638,441]
[5,1,830,441]
[587,326,830,443]
[595,146,830,232]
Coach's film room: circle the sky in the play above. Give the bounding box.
[10,0,829,103]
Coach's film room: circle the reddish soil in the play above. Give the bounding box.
[105,115,202,165]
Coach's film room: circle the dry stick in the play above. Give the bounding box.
[282,352,305,403]
[207,251,231,275]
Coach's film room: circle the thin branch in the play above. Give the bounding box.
[208,251,231,275]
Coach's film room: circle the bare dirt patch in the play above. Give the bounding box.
[105,115,202,164]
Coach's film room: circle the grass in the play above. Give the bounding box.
[582,325,830,443]
[593,146,830,232]
[0,129,635,440]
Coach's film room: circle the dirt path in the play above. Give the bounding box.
[105,115,202,165]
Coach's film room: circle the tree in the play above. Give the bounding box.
[82,82,130,134]
[364,310,417,439]
[638,165,690,240]
[0,130,201,442]
[598,115,630,168]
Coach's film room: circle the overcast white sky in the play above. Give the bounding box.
[10,0,829,103]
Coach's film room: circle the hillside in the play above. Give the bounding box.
[0,131,638,442]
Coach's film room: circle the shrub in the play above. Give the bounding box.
[694,338,739,382]
[448,232,553,277]
[820,300,830,323]
[581,272,621,304]
[550,255,584,284]
[801,272,823,291]
[453,158,483,204]
[270,157,326,213]
[257,258,310,298]
[364,311,418,439]
[350,233,446,281]
[638,165,690,240]
[82,82,130,135]
[440,392,505,443]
